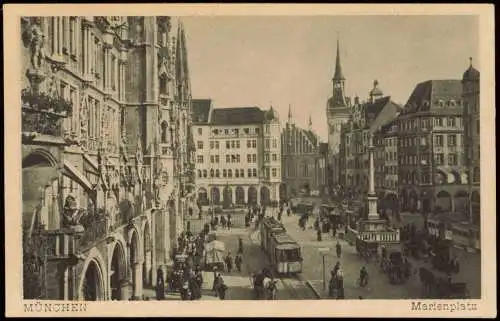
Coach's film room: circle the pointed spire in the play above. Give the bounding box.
[333,36,345,81]
[288,104,292,122]
[175,20,191,100]
[308,115,313,130]
[469,56,473,67]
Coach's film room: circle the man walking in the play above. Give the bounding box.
[238,236,244,254]
[235,253,243,273]
[225,252,233,273]
[336,241,342,258]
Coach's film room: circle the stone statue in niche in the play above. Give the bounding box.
[62,195,85,228]
[168,127,174,147]
[79,95,88,145]
[160,121,169,144]
[23,17,46,70]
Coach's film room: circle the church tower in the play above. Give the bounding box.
[326,37,351,189]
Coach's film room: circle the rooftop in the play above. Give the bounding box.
[402,79,462,114]
[210,107,266,125]
[191,99,212,124]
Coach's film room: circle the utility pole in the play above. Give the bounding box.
[318,247,330,292]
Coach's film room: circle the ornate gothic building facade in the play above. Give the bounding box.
[21,16,195,301]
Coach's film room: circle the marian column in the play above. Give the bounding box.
[367,132,379,220]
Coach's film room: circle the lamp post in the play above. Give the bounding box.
[318,247,330,292]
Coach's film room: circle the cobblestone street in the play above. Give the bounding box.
[277,211,481,299]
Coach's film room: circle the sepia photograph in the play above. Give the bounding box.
[4,3,496,318]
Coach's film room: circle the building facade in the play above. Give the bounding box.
[339,82,402,205]
[281,109,328,199]
[462,59,480,225]
[191,101,281,206]
[326,39,351,194]
[396,80,467,215]
[378,120,400,212]
[21,16,195,301]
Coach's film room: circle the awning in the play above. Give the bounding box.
[63,160,93,191]
[205,240,225,252]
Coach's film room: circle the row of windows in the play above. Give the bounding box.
[398,134,461,148]
[382,178,398,190]
[264,153,279,162]
[57,80,120,154]
[435,153,461,166]
[199,140,244,150]
[265,138,279,149]
[247,140,258,148]
[211,127,260,136]
[197,167,280,178]
[247,154,257,163]
[44,17,126,100]
[197,155,242,164]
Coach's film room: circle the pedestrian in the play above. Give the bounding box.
[227,214,232,230]
[221,215,227,229]
[277,211,282,221]
[225,252,233,273]
[238,236,244,254]
[235,253,243,273]
[316,228,322,241]
[287,207,291,217]
[333,261,340,276]
[218,279,228,300]
[189,277,199,300]
[156,268,165,300]
[336,241,342,258]
[359,266,368,287]
[212,272,221,297]
[336,268,344,299]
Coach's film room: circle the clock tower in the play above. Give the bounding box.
[326,38,351,190]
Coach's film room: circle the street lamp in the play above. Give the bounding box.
[318,247,330,292]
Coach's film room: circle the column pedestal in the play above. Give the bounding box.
[144,251,152,287]
[367,194,379,220]
[119,280,129,301]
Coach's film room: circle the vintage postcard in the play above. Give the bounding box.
[4,3,496,318]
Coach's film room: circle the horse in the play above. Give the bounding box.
[419,267,435,297]
[263,277,278,300]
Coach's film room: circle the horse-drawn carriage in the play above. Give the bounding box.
[431,239,454,272]
[203,240,226,271]
[383,250,411,284]
[168,254,189,292]
[419,267,470,299]
[356,239,379,262]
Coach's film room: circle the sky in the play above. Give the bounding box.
[181,15,479,141]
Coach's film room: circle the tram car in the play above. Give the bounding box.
[260,217,302,275]
[260,217,286,251]
[268,232,303,275]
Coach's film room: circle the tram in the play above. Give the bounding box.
[260,217,303,275]
[260,217,286,251]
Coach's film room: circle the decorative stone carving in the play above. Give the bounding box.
[62,195,85,230]
[22,17,46,71]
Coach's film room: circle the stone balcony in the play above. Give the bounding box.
[358,229,400,243]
